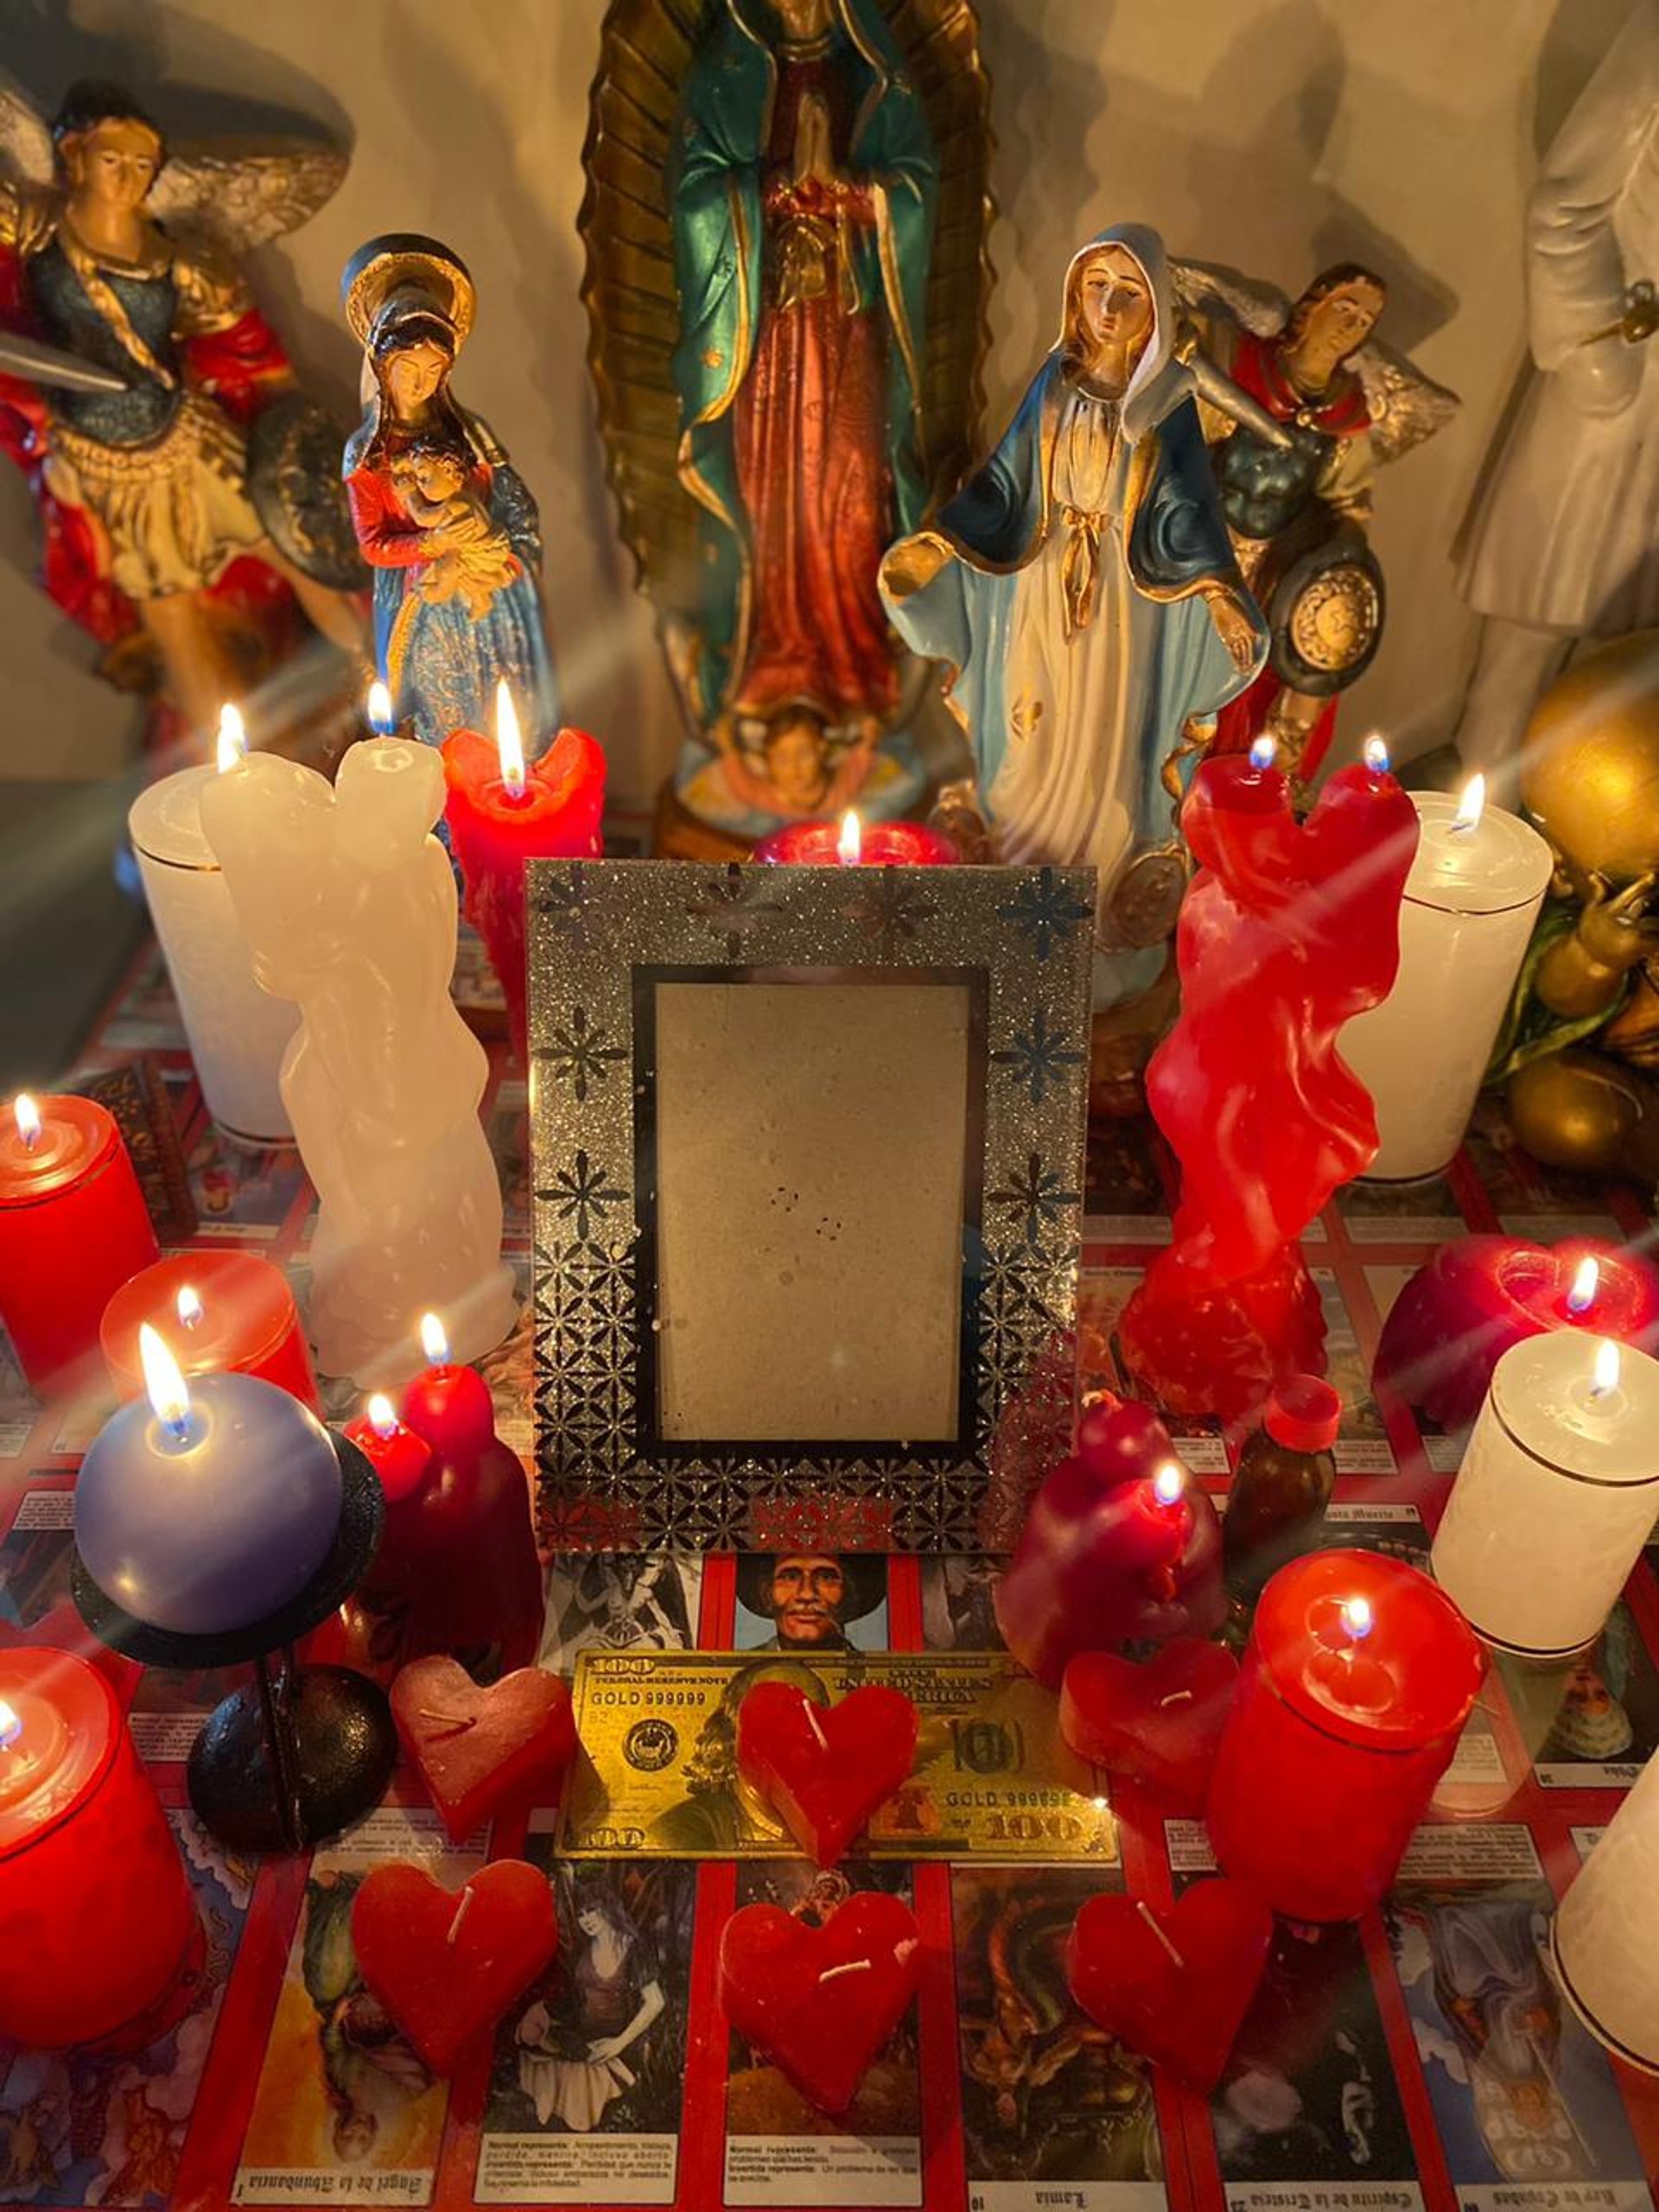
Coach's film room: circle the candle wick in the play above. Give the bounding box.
[817,1959,873,1985]
[1158,1691,1194,1707]
[447,1890,474,1945]
[804,1705,829,1753]
[416,1708,479,1733]
[1135,1900,1185,1971]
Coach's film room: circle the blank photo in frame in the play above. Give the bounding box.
[528,859,1095,1554]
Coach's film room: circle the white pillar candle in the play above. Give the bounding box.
[128,743,298,1146]
[1340,785,1551,1180]
[200,737,517,1387]
[1430,1334,1659,1656]
[1554,1752,1659,2073]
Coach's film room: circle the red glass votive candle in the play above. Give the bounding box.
[753,813,958,865]
[0,1648,199,2048]
[100,1249,320,1410]
[1205,1548,1484,1921]
[0,1095,159,1393]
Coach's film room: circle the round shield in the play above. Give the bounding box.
[1266,530,1385,697]
[246,394,368,592]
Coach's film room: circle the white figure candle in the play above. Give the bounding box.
[1430,1334,1659,1656]
[127,709,297,1143]
[200,736,516,1386]
[1553,1752,1659,2073]
[1340,781,1551,1180]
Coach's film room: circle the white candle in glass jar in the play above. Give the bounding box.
[1430,1334,1659,1656]
[127,709,297,1145]
[1340,782,1551,1180]
[1553,1753,1659,2074]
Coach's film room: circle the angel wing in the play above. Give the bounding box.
[1351,343,1459,463]
[1171,257,1291,340]
[146,137,347,254]
[0,79,52,191]
[577,0,995,628]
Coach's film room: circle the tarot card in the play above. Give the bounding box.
[99,944,189,1053]
[128,1658,245,1765]
[723,1859,920,2206]
[733,1554,889,1654]
[1462,1100,1625,1241]
[232,1809,480,2205]
[75,1058,197,1241]
[951,1864,1166,2212]
[0,1328,38,1459]
[1310,1268,1394,1472]
[540,1555,704,1680]
[489,1078,532,1243]
[1385,1825,1649,2210]
[1084,1117,1172,1243]
[1495,1603,1659,1789]
[1336,1170,1466,1247]
[0,1813,251,2209]
[188,1126,307,1241]
[918,1556,1007,1654]
[0,1490,77,1643]
[476,1821,695,2205]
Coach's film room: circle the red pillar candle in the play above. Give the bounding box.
[1372,1236,1659,1431]
[441,689,606,1065]
[100,1249,320,1410]
[1119,738,1420,1421]
[0,1648,199,2049]
[994,1395,1224,1686]
[753,809,958,866]
[1205,1548,1484,1921]
[0,1094,159,1394]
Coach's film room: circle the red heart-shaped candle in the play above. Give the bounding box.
[391,1656,578,1842]
[736,1682,918,1866]
[1065,1879,1271,2092]
[1060,1640,1239,1814]
[352,1859,557,2075]
[720,1891,922,2113]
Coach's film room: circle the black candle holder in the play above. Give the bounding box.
[72,1433,397,1853]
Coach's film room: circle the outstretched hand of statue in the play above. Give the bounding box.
[1208,591,1261,673]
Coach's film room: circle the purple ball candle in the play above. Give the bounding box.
[75,1325,342,1635]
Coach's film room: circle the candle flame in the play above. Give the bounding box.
[419,1311,450,1367]
[495,679,527,799]
[366,1392,400,1440]
[1453,773,1486,833]
[1249,735,1276,772]
[139,1323,192,1438]
[837,810,862,865]
[175,1283,204,1331]
[366,678,393,734]
[12,1094,40,1151]
[1566,1256,1600,1318]
[1592,1338,1621,1397]
[1152,1460,1185,1508]
[215,703,246,773]
[1340,1594,1375,1643]
[1363,734,1389,774]
[0,1700,20,1751]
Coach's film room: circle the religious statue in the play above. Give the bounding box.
[578,0,994,855]
[1454,0,1659,788]
[200,737,518,1387]
[0,79,365,747]
[341,234,558,752]
[880,225,1269,1013]
[1486,631,1659,1185]
[1175,258,1458,779]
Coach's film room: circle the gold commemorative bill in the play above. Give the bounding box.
[557,1649,1117,1862]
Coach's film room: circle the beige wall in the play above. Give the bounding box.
[0,0,1630,791]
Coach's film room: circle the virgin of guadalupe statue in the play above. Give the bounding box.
[341,234,558,752]
[0,79,365,749]
[880,226,1268,1006]
[579,0,994,855]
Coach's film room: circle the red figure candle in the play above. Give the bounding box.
[1119,741,1420,1421]
[1205,1548,1484,1921]
[994,1395,1225,1686]
[753,809,958,866]
[101,1249,319,1410]
[441,690,606,1065]
[0,1093,158,1394]
[0,1648,199,2049]
[1372,1235,1659,1431]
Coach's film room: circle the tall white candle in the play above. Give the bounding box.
[200,737,517,1387]
[127,718,297,1144]
[1430,1334,1659,1656]
[1340,785,1551,1179]
[1554,1755,1659,2073]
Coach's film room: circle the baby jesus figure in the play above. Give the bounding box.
[392,437,520,616]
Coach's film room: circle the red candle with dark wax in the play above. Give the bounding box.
[994,1395,1225,1685]
[1205,1548,1484,1921]
[101,1249,319,1411]
[441,695,606,1065]
[1119,740,1420,1421]
[0,1094,158,1394]
[1372,1235,1659,1431]
[753,809,957,866]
